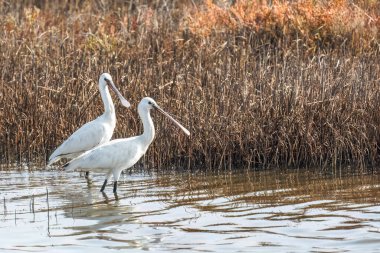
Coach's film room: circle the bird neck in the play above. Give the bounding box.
[139,107,155,145]
[100,86,116,118]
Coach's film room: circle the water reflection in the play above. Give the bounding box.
[0,168,379,252]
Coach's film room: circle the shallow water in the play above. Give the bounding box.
[0,168,379,252]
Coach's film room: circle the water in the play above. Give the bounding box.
[0,168,379,252]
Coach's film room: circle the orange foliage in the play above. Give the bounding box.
[187,0,380,49]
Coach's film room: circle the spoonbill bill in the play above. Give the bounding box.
[48,73,130,170]
[63,97,190,193]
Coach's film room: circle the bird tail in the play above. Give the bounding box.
[62,156,81,171]
[61,150,90,171]
[47,146,65,166]
[47,155,61,167]
[62,162,70,170]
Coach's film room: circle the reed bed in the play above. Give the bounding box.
[0,0,380,170]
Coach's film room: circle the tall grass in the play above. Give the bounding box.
[1,0,379,170]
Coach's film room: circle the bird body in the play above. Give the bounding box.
[48,114,115,165]
[65,137,145,173]
[48,73,130,167]
[64,97,190,193]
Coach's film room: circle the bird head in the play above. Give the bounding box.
[138,97,190,136]
[99,73,130,108]
[139,97,158,111]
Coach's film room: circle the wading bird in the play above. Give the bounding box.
[63,97,190,193]
[48,73,130,175]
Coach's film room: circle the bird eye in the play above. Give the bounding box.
[148,101,152,105]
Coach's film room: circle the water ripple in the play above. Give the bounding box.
[0,168,379,252]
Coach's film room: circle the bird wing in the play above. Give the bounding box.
[65,137,144,172]
[48,117,111,164]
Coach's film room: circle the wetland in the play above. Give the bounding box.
[0,168,379,252]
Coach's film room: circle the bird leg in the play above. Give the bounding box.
[100,179,107,192]
[112,170,122,194]
[113,181,118,193]
[101,191,109,202]
[100,171,113,192]
[85,176,93,187]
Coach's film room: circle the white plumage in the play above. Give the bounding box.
[48,73,130,167]
[64,97,190,193]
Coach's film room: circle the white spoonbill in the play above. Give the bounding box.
[63,97,190,193]
[48,73,130,169]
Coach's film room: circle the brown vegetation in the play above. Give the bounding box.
[0,0,380,170]
[188,0,380,50]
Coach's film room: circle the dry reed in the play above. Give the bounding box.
[0,0,379,170]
